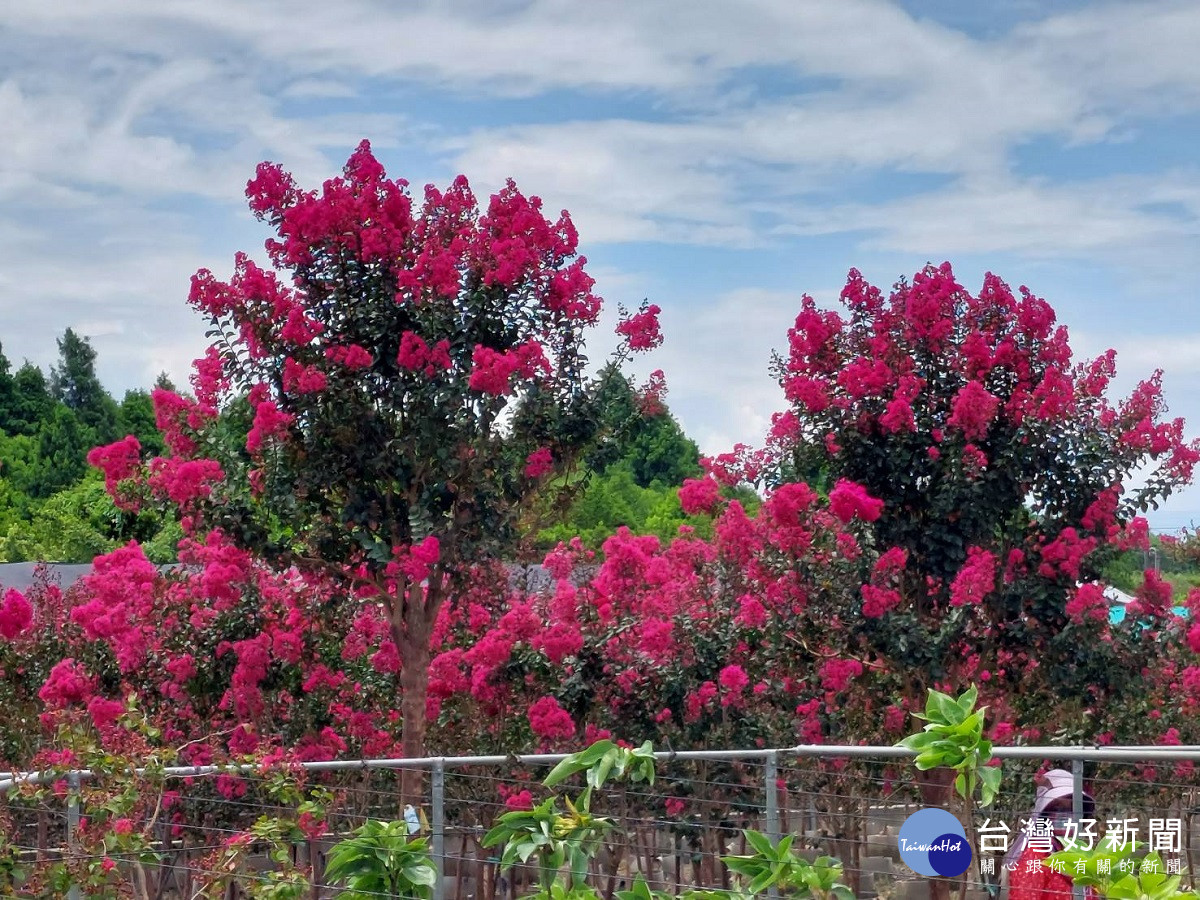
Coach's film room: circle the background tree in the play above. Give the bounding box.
[117,389,164,457]
[50,328,120,445]
[0,344,14,434]
[90,141,661,796]
[7,362,54,437]
[33,405,90,497]
[584,363,700,487]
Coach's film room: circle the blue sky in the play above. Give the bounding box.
[2,0,1200,529]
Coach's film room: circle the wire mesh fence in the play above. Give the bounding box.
[4,745,1200,899]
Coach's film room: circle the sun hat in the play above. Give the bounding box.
[1002,769,1093,868]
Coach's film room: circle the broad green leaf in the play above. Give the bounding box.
[914,751,949,770]
[723,857,763,877]
[591,750,617,789]
[743,830,777,857]
[957,684,978,716]
[747,866,779,894]
[1106,874,1141,900]
[896,731,939,751]
[979,766,1002,807]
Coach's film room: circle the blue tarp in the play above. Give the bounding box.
[1109,605,1189,624]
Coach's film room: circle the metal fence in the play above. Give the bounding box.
[5,744,1200,899]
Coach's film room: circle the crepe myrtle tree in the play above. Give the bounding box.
[752,264,1198,703]
[89,141,663,794]
[678,263,1197,900]
[691,265,1199,800]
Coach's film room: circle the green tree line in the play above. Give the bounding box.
[0,336,725,564]
[0,330,178,563]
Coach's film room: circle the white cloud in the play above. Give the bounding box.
[793,172,1199,259]
[2,0,1200,533]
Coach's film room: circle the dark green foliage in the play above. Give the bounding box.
[7,362,54,437]
[50,328,119,444]
[33,405,90,497]
[585,365,700,488]
[538,367,706,550]
[0,344,14,434]
[0,333,178,562]
[118,389,164,457]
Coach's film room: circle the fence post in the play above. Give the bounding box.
[66,770,81,900]
[765,750,780,843]
[1072,758,1085,900]
[765,751,780,900]
[432,759,445,900]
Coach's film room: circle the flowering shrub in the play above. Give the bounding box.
[4,260,1200,895]
[82,141,662,791]
[750,264,1200,745]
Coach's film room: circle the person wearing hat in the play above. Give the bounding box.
[1004,769,1096,900]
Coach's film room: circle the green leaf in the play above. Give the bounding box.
[743,830,777,857]
[591,749,617,790]
[724,858,764,878]
[1106,874,1141,900]
[978,766,1002,807]
[896,731,939,751]
[747,867,779,894]
[957,684,979,715]
[926,689,965,725]
[914,751,949,771]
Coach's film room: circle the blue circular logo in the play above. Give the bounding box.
[898,809,971,877]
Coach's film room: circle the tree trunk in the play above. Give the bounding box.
[389,574,440,811]
[399,634,432,808]
[916,768,956,900]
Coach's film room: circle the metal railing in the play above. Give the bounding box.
[4,743,1200,899]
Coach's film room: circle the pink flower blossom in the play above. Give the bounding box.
[505,789,534,811]
[147,457,224,506]
[87,436,142,497]
[0,588,33,639]
[282,357,328,394]
[734,595,768,629]
[679,477,720,515]
[324,344,373,369]
[615,304,663,351]
[1038,527,1097,580]
[111,818,134,836]
[87,697,125,730]
[528,695,575,741]
[718,664,750,704]
[948,381,1000,441]
[39,659,94,707]
[1065,583,1109,624]
[397,332,430,371]
[883,705,907,733]
[948,547,997,607]
[524,447,554,479]
[1129,569,1173,617]
[819,658,863,693]
[246,401,294,453]
[861,584,901,618]
[828,480,884,524]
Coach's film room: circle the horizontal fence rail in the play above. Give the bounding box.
[11,744,1200,795]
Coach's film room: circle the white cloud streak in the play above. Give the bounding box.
[3,0,1200,519]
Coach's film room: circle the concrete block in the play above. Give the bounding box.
[862,855,896,876]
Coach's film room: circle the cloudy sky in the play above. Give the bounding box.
[3,0,1200,529]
